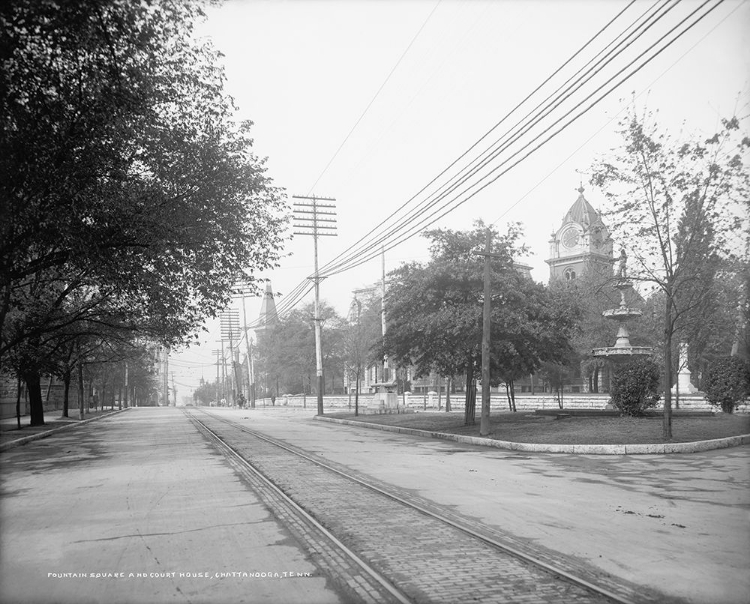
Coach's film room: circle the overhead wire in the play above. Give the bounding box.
[314,0,643,277]
[489,0,745,228]
[305,0,442,196]
[318,0,723,276]
[240,0,725,320]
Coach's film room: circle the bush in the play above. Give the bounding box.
[703,357,750,414]
[610,359,661,417]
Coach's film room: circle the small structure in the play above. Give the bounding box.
[672,342,699,394]
[592,250,653,379]
[367,380,399,413]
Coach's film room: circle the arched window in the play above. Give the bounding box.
[564,268,576,281]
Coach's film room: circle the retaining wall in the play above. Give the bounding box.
[263,393,749,414]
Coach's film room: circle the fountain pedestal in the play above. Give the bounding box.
[592,273,653,395]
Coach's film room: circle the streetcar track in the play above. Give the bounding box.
[187,409,659,604]
[186,410,410,604]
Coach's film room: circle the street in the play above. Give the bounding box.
[1,407,748,604]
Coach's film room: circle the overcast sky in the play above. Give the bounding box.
[171,0,750,396]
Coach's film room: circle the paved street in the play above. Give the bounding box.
[0,408,340,604]
[1,406,748,604]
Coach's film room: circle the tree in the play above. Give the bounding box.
[384,222,579,425]
[1,0,286,424]
[591,107,749,439]
[343,294,382,415]
[610,358,661,417]
[256,301,346,398]
[703,357,750,413]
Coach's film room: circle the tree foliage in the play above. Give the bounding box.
[703,357,750,414]
[1,0,287,424]
[610,359,661,417]
[256,301,347,397]
[590,107,749,437]
[384,222,580,424]
[343,294,382,414]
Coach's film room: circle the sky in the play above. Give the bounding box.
[169,0,750,399]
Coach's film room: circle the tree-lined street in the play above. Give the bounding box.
[2,408,748,604]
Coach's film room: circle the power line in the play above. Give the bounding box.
[306,0,442,195]
[319,0,723,277]
[313,0,646,277]
[255,0,725,316]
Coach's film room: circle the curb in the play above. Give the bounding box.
[313,416,750,455]
[0,408,131,452]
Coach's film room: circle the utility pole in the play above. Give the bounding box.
[212,349,221,405]
[235,284,256,408]
[381,246,389,382]
[220,309,241,406]
[293,195,337,416]
[478,228,504,437]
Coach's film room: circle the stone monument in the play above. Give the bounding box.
[672,342,699,394]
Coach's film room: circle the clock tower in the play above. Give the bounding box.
[546,186,613,282]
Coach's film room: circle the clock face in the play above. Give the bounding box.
[562,227,579,248]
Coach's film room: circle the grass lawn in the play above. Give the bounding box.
[327,411,750,444]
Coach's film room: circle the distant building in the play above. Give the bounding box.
[546,185,614,283]
[254,280,278,341]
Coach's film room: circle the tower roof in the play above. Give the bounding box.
[563,185,601,228]
[257,281,278,329]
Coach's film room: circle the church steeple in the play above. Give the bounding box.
[255,280,278,339]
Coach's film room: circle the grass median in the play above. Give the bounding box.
[327,411,750,445]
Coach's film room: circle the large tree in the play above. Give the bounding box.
[384,222,579,425]
[1,0,286,424]
[591,108,749,439]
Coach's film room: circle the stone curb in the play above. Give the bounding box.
[0,408,130,452]
[313,416,750,455]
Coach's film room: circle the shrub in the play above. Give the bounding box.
[703,357,750,414]
[610,359,661,417]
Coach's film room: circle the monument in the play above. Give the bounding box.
[592,250,653,374]
[672,342,699,394]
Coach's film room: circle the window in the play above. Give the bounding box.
[564,268,576,281]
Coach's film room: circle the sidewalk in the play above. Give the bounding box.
[0,408,128,451]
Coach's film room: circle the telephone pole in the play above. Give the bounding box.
[478,228,504,437]
[293,195,337,415]
[212,349,222,404]
[220,309,242,406]
[234,283,257,408]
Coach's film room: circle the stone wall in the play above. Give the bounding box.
[265,393,749,414]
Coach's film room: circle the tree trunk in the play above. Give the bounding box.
[505,383,512,411]
[464,367,475,425]
[355,374,359,417]
[663,291,674,440]
[510,379,517,412]
[445,376,451,412]
[23,369,45,427]
[77,353,85,420]
[62,370,72,418]
[15,374,22,430]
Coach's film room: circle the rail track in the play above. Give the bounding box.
[185,408,662,604]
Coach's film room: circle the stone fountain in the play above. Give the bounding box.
[592,250,653,363]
